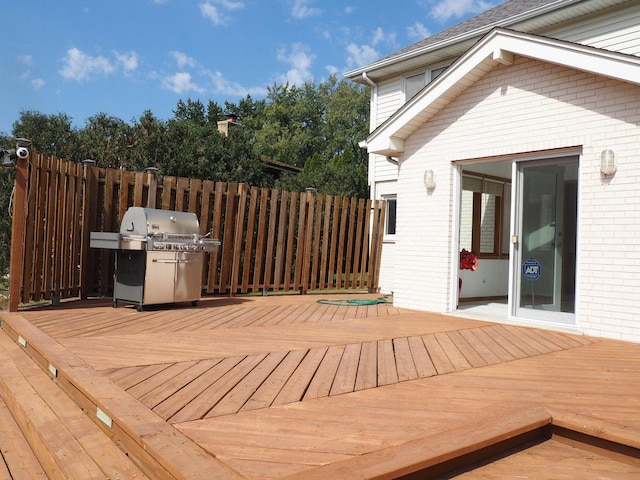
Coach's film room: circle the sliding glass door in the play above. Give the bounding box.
[513,158,578,325]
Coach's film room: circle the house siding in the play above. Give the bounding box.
[546,3,640,55]
[394,55,640,341]
[375,78,404,127]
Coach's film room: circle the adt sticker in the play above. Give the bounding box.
[522,258,542,281]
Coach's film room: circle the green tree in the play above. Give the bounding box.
[276,148,367,198]
[75,113,133,169]
[321,76,370,167]
[0,136,15,280]
[11,111,78,159]
[127,111,170,172]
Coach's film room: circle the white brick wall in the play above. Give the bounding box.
[392,55,640,342]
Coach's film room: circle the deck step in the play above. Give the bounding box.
[0,328,148,480]
[0,395,47,479]
[1,312,244,480]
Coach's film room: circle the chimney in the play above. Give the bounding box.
[217,112,238,137]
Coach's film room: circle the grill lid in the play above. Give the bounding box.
[120,207,200,236]
[90,207,220,252]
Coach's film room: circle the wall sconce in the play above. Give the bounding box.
[424,169,436,190]
[600,149,616,176]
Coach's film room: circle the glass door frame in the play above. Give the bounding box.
[509,154,580,326]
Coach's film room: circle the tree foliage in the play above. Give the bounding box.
[1,76,370,277]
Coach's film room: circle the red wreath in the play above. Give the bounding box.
[459,249,478,271]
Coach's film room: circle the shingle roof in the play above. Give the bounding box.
[379,0,564,63]
[346,0,578,79]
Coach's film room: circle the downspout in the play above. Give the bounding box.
[361,72,378,202]
[361,72,377,134]
[361,71,376,89]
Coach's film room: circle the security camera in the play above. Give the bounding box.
[16,147,29,159]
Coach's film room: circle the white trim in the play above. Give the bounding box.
[450,165,463,312]
[382,194,397,241]
[344,0,595,80]
[366,28,640,156]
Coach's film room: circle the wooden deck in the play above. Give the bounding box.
[1,293,640,479]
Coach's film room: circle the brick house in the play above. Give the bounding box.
[346,0,640,341]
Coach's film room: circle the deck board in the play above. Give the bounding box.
[2,294,640,479]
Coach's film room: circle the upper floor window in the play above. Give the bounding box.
[405,73,426,101]
[404,65,449,102]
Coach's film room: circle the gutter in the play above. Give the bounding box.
[344,0,585,81]
[361,72,377,88]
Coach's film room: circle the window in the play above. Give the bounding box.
[384,195,397,236]
[404,65,449,102]
[460,175,510,258]
[405,73,426,101]
[430,66,447,80]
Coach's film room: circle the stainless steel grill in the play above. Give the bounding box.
[90,207,220,311]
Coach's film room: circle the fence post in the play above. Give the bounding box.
[7,156,30,311]
[79,164,99,299]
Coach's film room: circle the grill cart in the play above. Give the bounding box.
[90,207,220,311]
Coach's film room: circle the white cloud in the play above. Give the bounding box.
[170,51,197,69]
[345,43,379,69]
[31,78,45,90]
[18,55,33,66]
[430,0,495,22]
[206,70,267,97]
[291,0,320,19]
[59,48,115,82]
[162,72,206,94]
[114,51,139,72]
[326,65,338,76]
[371,27,396,48]
[372,27,385,46]
[276,42,315,85]
[343,26,397,70]
[199,0,244,26]
[200,3,224,25]
[407,22,430,41]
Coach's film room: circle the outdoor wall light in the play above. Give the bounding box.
[600,149,617,176]
[82,159,96,166]
[424,169,436,190]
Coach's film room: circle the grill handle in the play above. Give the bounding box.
[152,259,197,264]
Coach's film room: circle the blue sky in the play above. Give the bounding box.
[1,0,503,136]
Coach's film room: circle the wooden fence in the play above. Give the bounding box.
[7,153,385,311]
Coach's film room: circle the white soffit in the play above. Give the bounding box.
[366,28,640,156]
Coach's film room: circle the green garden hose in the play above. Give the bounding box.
[316,295,391,306]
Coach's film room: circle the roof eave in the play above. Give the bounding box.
[345,0,585,83]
